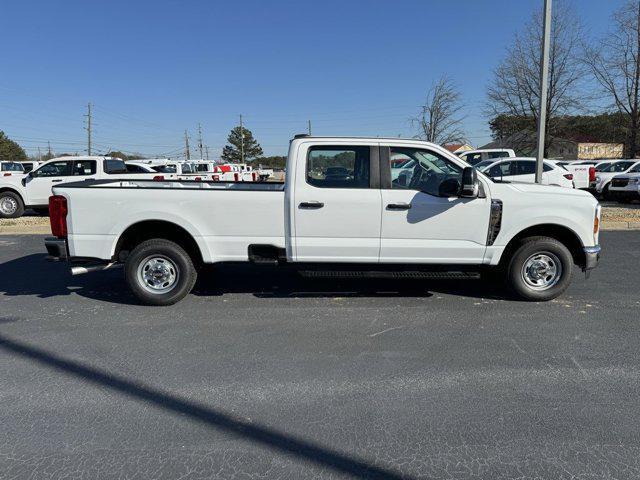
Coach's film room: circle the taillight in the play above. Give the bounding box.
[563,173,573,180]
[194,176,202,181]
[589,167,596,182]
[252,172,257,181]
[234,172,239,181]
[212,175,220,181]
[49,195,68,238]
[153,175,164,181]
[3,173,11,176]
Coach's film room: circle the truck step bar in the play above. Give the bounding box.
[299,270,481,280]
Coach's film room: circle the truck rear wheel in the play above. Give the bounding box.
[506,236,573,302]
[0,191,24,218]
[125,239,197,306]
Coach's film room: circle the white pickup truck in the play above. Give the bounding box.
[0,156,157,218]
[44,136,601,305]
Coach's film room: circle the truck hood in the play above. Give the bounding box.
[490,181,595,200]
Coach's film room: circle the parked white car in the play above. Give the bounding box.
[458,148,516,166]
[608,163,640,203]
[45,136,600,306]
[0,156,158,218]
[547,160,595,190]
[593,160,640,198]
[475,157,574,188]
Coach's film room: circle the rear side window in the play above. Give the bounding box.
[487,151,510,159]
[515,161,536,175]
[307,146,370,188]
[488,162,513,177]
[73,160,97,176]
[104,159,128,174]
[1,162,24,172]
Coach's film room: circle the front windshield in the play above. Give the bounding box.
[474,160,494,170]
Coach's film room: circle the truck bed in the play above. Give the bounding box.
[54,179,286,262]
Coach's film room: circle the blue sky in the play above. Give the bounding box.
[0,0,627,158]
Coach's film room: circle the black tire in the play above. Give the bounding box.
[33,207,50,216]
[506,236,574,302]
[600,184,610,200]
[125,239,197,306]
[0,191,25,218]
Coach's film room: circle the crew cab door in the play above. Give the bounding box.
[26,160,98,205]
[292,143,382,262]
[379,145,490,263]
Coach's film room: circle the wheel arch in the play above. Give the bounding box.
[0,187,25,204]
[499,223,586,268]
[113,220,205,266]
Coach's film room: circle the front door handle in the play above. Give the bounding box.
[387,202,411,210]
[299,201,324,209]
[51,179,64,183]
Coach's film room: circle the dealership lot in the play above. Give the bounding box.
[0,232,639,479]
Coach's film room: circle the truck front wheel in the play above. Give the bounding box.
[506,236,574,302]
[125,239,197,306]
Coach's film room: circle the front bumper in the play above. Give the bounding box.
[583,245,601,271]
[45,237,68,261]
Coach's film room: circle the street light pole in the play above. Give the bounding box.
[535,0,552,183]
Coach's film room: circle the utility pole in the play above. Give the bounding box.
[535,0,552,183]
[184,130,191,160]
[308,119,312,135]
[240,114,244,164]
[205,145,210,161]
[84,102,92,155]
[47,141,52,157]
[37,146,42,161]
[197,123,204,159]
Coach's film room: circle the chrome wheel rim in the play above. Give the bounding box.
[137,255,179,294]
[521,252,562,291]
[0,196,17,215]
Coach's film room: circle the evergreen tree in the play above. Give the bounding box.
[221,126,263,162]
[0,131,27,162]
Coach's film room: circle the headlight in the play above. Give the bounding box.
[630,178,639,185]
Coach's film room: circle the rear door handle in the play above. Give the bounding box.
[386,202,411,210]
[299,201,324,209]
[51,179,64,183]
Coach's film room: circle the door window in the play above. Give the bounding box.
[32,161,73,177]
[104,159,128,174]
[487,161,513,178]
[388,147,462,196]
[514,161,536,175]
[306,146,370,188]
[73,160,97,176]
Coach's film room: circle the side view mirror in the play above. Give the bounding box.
[460,167,479,198]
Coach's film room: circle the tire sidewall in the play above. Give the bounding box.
[0,192,25,219]
[125,240,196,306]
[507,238,573,301]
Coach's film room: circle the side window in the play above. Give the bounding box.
[32,161,73,177]
[488,161,511,178]
[543,163,554,172]
[73,160,97,176]
[22,163,34,173]
[388,147,462,196]
[104,159,128,174]
[307,146,370,189]
[515,161,536,176]
[488,151,511,159]
[463,153,483,165]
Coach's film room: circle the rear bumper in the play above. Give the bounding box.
[45,237,68,261]
[583,245,601,271]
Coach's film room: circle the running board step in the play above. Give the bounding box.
[299,270,480,280]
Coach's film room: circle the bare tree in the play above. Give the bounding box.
[486,2,584,154]
[584,1,640,158]
[412,75,465,145]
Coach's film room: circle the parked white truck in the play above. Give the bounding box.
[0,156,158,218]
[45,136,601,305]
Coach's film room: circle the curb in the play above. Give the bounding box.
[601,221,640,230]
[0,226,51,235]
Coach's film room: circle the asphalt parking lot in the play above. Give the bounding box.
[0,232,639,479]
